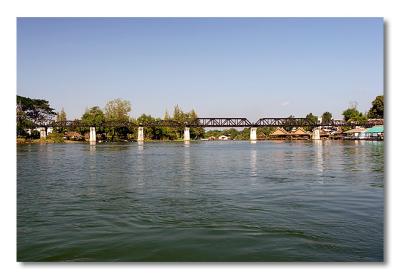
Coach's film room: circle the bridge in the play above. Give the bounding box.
[34,117,383,143]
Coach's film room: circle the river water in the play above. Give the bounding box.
[17,141,384,261]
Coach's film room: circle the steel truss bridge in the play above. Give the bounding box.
[36,118,383,128]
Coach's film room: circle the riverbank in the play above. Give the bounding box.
[17,138,84,144]
[16,139,200,144]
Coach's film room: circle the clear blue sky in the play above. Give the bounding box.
[17,18,383,121]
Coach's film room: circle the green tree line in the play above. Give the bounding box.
[17,96,205,141]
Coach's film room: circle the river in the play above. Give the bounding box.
[17,141,384,261]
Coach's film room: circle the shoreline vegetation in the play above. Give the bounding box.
[16,95,384,143]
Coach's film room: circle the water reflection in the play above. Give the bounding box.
[183,143,191,187]
[87,144,97,196]
[250,148,257,177]
[89,143,96,154]
[366,140,380,146]
[314,141,324,184]
[136,142,144,187]
[354,140,365,146]
[137,141,144,152]
[345,141,364,172]
[37,144,54,169]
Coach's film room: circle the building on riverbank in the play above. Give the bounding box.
[269,127,289,139]
[343,126,384,141]
[268,127,312,140]
[362,125,384,140]
[289,128,312,139]
[344,127,366,139]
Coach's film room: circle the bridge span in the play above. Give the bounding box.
[35,117,383,143]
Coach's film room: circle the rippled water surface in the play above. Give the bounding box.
[17,141,384,261]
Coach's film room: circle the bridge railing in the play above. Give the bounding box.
[254,118,317,127]
[192,118,252,127]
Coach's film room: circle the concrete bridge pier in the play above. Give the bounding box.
[89,127,96,144]
[138,127,144,142]
[312,128,321,140]
[250,127,257,142]
[184,127,190,141]
[39,127,47,139]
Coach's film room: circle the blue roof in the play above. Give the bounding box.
[365,126,384,133]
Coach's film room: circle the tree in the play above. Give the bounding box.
[81,106,105,127]
[305,113,318,124]
[225,128,240,140]
[187,109,205,139]
[321,112,332,123]
[237,128,250,140]
[171,105,205,139]
[172,105,185,123]
[304,113,318,131]
[205,130,223,139]
[342,105,367,124]
[56,108,67,122]
[104,98,131,122]
[160,110,177,140]
[17,102,31,136]
[17,95,56,126]
[80,106,106,137]
[104,99,132,141]
[17,95,56,136]
[367,95,384,119]
[172,105,185,138]
[55,108,67,133]
[137,114,157,140]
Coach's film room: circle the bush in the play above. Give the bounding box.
[31,130,40,139]
[46,132,65,143]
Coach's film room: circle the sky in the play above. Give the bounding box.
[17,18,383,121]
